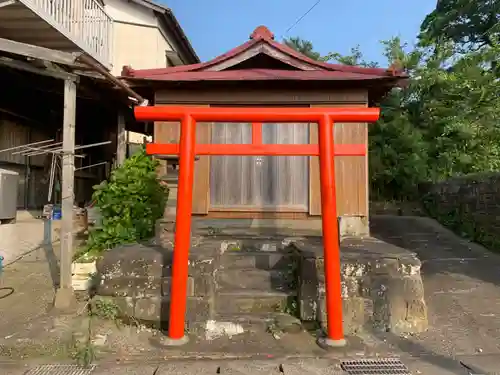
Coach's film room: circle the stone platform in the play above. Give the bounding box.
[95,233,428,341]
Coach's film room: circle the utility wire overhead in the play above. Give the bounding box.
[283,0,322,36]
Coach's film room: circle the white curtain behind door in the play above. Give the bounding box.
[210,122,309,211]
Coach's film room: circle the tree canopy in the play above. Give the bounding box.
[283,0,500,200]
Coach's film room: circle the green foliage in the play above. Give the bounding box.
[419,0,500,51]
[84,148,167,256]
[423,188,500,252]
[285,25,500,201]
[283,36,324,61]
[324,45,379,67]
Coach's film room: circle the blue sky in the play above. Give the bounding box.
[164,0,437,66]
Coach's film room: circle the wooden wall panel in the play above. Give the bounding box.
[154,89,369,218]
[310,103,368,217]
[153,104,211,214]
[156,89,368,105]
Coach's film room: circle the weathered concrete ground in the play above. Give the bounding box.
[2,214,500,374]
[0,211,60,266]
[370,214,500,373]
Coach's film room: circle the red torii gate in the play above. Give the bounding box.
[135,106,380,347]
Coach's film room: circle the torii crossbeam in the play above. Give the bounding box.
[135,105,380,347]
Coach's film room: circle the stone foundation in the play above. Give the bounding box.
[95,242,218,332]
[297,237,428,334]
[95,235,428,338]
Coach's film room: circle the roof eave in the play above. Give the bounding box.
[160,9,200,65]
[123,75,408,86]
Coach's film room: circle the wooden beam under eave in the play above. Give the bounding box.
[0,37,81,66]
[0,57,79,82]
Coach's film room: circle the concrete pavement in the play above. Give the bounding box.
[1,356,497,375]
[0,211,60,266]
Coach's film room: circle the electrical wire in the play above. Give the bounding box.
[283,0,322,36]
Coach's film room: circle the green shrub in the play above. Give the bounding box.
[82,148,167,258]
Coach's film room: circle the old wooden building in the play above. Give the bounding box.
[123,26,406,234]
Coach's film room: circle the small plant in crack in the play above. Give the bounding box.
[71,301,97,368]
[207,226,222,236]
[283,296,299,317]
[72,297,133,368]
[266,322,283,340]
[227,243,241,251]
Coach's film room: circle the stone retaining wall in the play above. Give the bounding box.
[95,237,428,337]
[95,242,218,332]
[422,173,500,250]
[297,237,428,335]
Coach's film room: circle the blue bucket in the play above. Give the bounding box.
[52,206,62,220]
[0,255,4,272]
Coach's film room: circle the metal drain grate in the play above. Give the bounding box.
[24,364,96,375]
[341,358,411,375]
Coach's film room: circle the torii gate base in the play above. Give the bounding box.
[135,106,380,348]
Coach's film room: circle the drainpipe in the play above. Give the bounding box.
[76,54,149,106]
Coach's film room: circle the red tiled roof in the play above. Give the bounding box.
[122,25,407,83]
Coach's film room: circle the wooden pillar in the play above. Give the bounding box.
[53,78,77,310]
[116,112,127,165]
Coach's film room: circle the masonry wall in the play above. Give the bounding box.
[422,173,500,250]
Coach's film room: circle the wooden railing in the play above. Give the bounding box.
[20,0,113,68]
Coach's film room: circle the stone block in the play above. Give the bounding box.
[339,216,369,237]
[217,292,292,314]
[162,274,215,297]
[221,252,293,270]
[317,296,367,335]
[298,257,319,321]
[96,244,166,298]
[371,275,428,334]
[97,276,162,298]
[93,295,212,327]
[96,243,165,280]
[297,238,428,335]
[218,269,293,292]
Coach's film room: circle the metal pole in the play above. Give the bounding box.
[47,154,56,202]
[26,140,112,156]
[75,161,107,171]
[167,114,196,343]
[14,141,62,155]
[0,139,54,154]
[20,142,63,156]
[317,115,345,347]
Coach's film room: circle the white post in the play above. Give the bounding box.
[116,112,127,165]
[53,78,77,310]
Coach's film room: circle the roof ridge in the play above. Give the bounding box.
[122,26,407,79]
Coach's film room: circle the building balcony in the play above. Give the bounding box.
[0,0,112,68]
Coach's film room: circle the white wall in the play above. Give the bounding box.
[103,0,177,75]
[104,0,156,26]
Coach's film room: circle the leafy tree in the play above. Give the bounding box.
[283,36,323,60]
[325,45,379,67]
[419,0,500,51]
[323,36,500,199]
[284,23,500,201]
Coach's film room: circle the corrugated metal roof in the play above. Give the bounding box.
[121,25,408,84]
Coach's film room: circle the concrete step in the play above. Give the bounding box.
[220,251,295,270]
[216,289,296,314]
[214,312,302,332]
[217,268,294,292]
